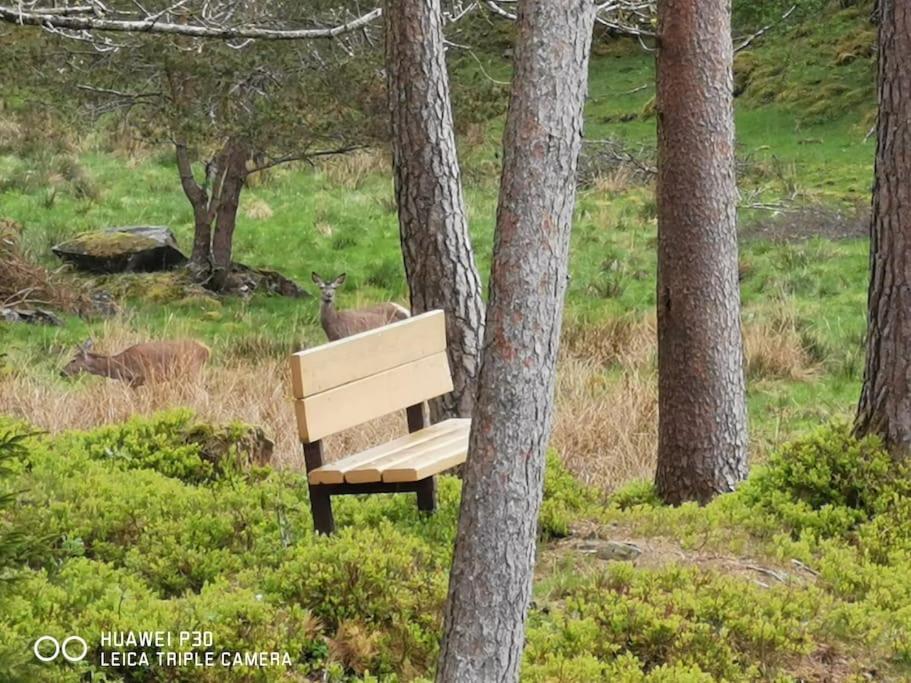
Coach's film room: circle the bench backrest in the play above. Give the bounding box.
[289,310,452,442]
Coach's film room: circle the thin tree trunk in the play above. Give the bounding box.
[385,0,485,421]
[175,143,213,267]
[436,1,594,680]
[209,139,248,291]
[855,0,911,456]
[654,0,748,504]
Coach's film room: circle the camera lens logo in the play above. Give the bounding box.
[33,635,88,663]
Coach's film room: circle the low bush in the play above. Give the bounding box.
[3,414,911,681]
[736,421,909,540]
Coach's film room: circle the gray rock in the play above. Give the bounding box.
[576,540,643,562]
[0,306,63,325]
[52,226,187,274]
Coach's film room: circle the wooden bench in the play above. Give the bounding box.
[289,310,470,534]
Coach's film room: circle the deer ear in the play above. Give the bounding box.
[311,272,324,285]
[333,273,347,286]
[80,339,93,353]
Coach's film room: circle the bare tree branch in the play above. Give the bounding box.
[734,5,796,53]
[245,144,367,175]
[0,4,383,40]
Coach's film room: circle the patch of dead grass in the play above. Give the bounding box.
[552,359,658,493]
[242,196,274,220]
[0,309,821,492]
[744,319,819,382]
[318,149,388,190]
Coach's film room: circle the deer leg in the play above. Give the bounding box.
[309,486,335,535]
[415,477,437,513]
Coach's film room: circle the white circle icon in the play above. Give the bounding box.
[62,636,88,662]
[33,635,88,663]
[33,636,60,662]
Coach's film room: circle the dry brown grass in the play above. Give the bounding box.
[589,167,638,195]
[0,308,818,494]
[744,319,819,382]
[242,196,274,220]
[0,218,97,314]
[318,149,388,190]
[555,315,658,491]
[0,353,405,471]
[561,313,656,369]
[552,359,658,492]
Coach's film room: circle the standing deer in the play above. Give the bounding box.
[61,339,210,387]
[311,272,410,341]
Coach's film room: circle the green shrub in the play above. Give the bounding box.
[539,452,601,538]
[58,410,269,484]
[610,479,661,510]
[7,411,911,681]
[735,422,899,539]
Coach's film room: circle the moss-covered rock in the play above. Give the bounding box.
[52,226,186,273]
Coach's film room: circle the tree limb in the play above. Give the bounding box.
[246,144,368,175]
[0,5,383,40]
[175,142,207,209]
[734,5,796,53]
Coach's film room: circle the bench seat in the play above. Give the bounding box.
[309,418,470,485]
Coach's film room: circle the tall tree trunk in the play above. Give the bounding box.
[654,0,748,504]
[855,0,911,456]
[436,1,594,680]
[385,0,485,421]
[209,139,248,291]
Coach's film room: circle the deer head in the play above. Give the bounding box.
[311,272,347,307]
[61,340,97,378]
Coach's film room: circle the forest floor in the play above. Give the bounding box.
[3,3,906,680]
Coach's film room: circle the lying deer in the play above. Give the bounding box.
[311,272,410,341]
[61,339,210,387]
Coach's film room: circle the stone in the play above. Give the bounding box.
[52,226,187,274]
[0,306,63,325]
[576,539,643,562]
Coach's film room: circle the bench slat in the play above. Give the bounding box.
[294,351,454,442]
[344,429,470,484]
[308,419,468,485]
[383,445,470,483]
[290,310,446,398]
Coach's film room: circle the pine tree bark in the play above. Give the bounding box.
[436,1,594,680]
[385,0,485,421]
[653,0,748,504]
[855,0,911,456]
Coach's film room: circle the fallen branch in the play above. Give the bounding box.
[0,5,382,40]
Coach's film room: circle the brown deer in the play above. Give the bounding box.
[311,272,410,341]
[61,339,210,387]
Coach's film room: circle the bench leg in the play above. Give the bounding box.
[415,477,437,513]
[309,487,335,535]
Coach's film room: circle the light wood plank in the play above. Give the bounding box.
[344,428,470,484]
[382,445,469,483]
[290,310,446,398]
[294,351,454,442]
[308,419,469,485]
